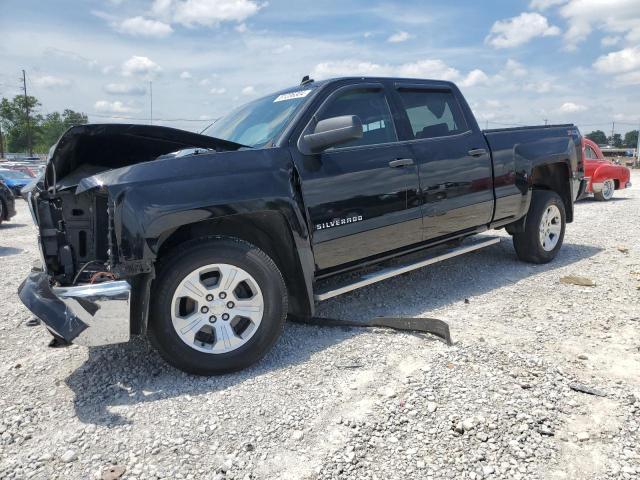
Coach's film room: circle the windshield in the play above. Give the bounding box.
[202,88,314,148]
[0,170,30,180]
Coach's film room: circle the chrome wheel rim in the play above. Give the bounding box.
[539,205,562,252]
[602,180,614,200]
[170,263,264,354]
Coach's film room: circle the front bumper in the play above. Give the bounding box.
[18,271,131,346]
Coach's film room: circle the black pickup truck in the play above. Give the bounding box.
[19,77,586,374]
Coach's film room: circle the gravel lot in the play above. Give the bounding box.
[1,173,639,480]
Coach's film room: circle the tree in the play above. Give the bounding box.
[37,109,88,151]
[585,130,607,145]
[0,95,42,153]
[624,130,638,148]
[609,133,623,148]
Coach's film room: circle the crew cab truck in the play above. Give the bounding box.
[19,77,586,375]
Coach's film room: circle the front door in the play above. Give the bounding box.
[292,83,422,271]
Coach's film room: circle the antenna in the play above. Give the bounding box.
[22,69,32,155]
[300,75,313,85]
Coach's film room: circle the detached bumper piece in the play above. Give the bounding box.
[18,271,131,346]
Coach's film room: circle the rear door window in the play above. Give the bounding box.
[396,89,468,140]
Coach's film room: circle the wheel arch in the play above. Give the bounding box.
[529,161,574,223]
[155,211,314,319]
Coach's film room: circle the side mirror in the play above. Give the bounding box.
[302,115,363,153]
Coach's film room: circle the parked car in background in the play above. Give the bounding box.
[0,169,33,197]
[582,138,631,201]
[0,180,16,225]
[3,164,37,177]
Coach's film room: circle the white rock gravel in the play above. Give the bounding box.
[0,172,639,479]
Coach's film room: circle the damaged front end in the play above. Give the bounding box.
[18,123,242,346]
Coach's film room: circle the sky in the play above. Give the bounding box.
[1,0,639,137]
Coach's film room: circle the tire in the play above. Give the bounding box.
[594,179,615,201]
[513,190,566,264]
[149,236,288,375]
[0,200,4,225]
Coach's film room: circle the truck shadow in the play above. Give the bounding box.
[66,240,601,426]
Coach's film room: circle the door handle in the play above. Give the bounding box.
[388,158,414,168]
[468,148,487,157]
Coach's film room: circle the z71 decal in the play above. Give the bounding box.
[316,215,363,231]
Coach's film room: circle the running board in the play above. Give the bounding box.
[314,236,501,302]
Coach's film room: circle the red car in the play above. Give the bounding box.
[582,138,631,201]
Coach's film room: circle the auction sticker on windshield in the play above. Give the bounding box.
[274,90,312,102]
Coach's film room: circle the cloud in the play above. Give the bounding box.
[615,70,640,85]
[210,87,226,94]
[118,16,173,37]
[103,83,147,95]
[241,85,256,95]
[601,36,621,47]
[558,102,586,113]
[486,12,560,48]
[94,100,139,114]
[311,59,489,88]
[460,69,490,87]
[529,0,567,10]
[32,75,71,89]
[593,46,640,73]
[153,0,265,28]
[235,22,248,33]
[179,71,192,79]
[121,56,162,78]
[505,59,527,77]
[272,44,292,54]
[559,0,640,49]
[523,80,554,93]
[387,31,412,43]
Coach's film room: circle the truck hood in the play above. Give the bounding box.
[45,123,245,189]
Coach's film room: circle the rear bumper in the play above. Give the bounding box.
[18,271,131,346]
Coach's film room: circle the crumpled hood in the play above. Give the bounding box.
[45,123,244,189]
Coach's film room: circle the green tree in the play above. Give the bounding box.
[609,133,623,148]
[37,109,88,151]
[585,130,607,145]
[623,130,638,148]
[0,95,43,153]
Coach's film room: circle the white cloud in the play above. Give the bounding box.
[118,16,173,37]
[94,100,139,114]
[460,69,490,87]
[121,56,162,78]
[593,46,640,73]
[387,31,412,43]
[179,71,192,79]
[154,0,265,28]
[558,102,586,113]
[505,59,528,77]
[615,70,640,85]
[103,83,147,95]
[486,12,560,48]
[241,85,256,95]
[272,44,292,54]
[235,22,247,33]
[601,36,622,47]
[559,0,640,49]
[523,80,554,93]
[32,75,71,89]
[210,87,226,94]
[311,59,488,87]
[529,0,567,10]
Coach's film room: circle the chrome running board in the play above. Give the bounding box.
[314,236,501,302]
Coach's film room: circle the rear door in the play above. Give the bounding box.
[391,84,494,239]
[290,83,422,271]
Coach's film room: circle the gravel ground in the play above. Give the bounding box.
[1,173,639,480]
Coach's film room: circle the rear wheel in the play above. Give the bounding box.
[513,190,566,264]
[594,179,615,201]
[0,200,4,225]
[149,237,288,375]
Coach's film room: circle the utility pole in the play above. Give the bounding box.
[611,121,615,145]
[0,124,4,160]
[636,122,640,167]
[149,81,153,125]
[22,69,32,156]
[544,118,548,126]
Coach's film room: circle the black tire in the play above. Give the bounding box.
[513,190,566,264]
[149,236,288,375]
[593,179,615,201]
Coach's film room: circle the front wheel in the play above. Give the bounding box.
[513,190,566,264]
[149,237,288,375]
[594,179,615,201]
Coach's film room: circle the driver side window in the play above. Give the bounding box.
[318,88,397,149]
